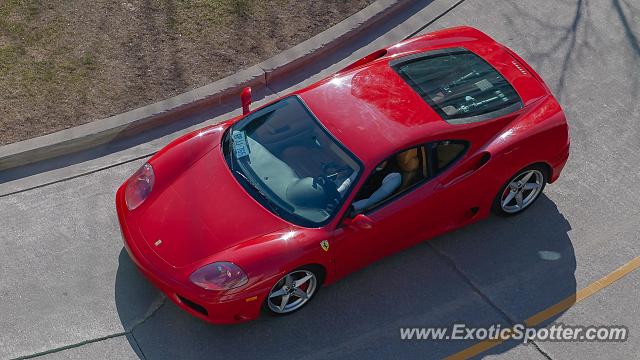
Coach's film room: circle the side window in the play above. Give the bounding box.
[352,145,430,213]
[432,140,468,173]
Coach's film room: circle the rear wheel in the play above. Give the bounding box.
[264,267,319,315]
[493,165,547,216]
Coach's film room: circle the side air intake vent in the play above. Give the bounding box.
[177,294,208,316]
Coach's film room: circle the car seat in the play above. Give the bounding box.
[396,148,420,191]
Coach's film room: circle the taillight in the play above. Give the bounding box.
[125,163,155,210]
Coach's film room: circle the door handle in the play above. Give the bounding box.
[440,151,491,187]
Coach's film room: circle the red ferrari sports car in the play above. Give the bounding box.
[116,26,569,324]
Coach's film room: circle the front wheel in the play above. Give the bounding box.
[493,165,547,216]
[264,268,319,315]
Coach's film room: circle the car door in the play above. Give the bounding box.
[429,140,492,232]
[332,145,448,277]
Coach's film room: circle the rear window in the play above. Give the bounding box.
[392,48,522,124]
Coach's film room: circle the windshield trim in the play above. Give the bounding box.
[224,95,364,228]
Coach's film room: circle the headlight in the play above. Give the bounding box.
[125,163,155,210]
[189,262,248,290]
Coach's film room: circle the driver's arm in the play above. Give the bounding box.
[353,173,401,212]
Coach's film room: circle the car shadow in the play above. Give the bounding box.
[428,194,577,357]
[115,194,575,359]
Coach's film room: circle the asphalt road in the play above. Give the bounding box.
[1,0,639,359]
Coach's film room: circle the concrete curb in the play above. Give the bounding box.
[0,0,411,172]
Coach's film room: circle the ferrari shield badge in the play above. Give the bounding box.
[320,240,330,252]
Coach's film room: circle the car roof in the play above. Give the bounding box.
[298,60,454,167]
[297,26,547,166]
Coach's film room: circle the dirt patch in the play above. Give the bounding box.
[0,0,375,145]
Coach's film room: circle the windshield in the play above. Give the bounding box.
[224,96,361,227]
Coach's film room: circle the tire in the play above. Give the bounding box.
[492,164,548,216]
[263,266,321,316]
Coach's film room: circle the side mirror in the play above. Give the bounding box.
[344,213,374,230]
[241,87,252,115]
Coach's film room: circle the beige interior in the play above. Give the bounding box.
[436,143,465,169]
[396,148,420,190]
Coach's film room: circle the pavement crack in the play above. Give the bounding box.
[128,295,167,333]
[426,242,517,325]
[259,66,281,97]
[265,82,280,97]
[404,0,468,40]
[0,153,154,198]
[531,341,553,360]
[10,332,128,360]
[427,242,557,359]
[11,297,167,360]
[130,333,148,360]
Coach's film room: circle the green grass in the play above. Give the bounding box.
[0,0,255,90]
[1,1,63,89]
[0,0,374,145]
[0,1,95,105]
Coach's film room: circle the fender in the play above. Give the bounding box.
[194,227,335,300]
[486,95,569,185]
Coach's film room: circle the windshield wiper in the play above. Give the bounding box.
[233,170,281,216]
[226,132,236,172]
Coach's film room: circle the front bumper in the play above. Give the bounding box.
[115,185,266,324]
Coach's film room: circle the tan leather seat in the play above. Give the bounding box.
[436,142,465,169]
[396,148,420,190]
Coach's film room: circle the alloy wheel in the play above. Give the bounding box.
[266,269,318,314]
[500,169,544,214]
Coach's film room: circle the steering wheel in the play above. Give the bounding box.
[312,175,341,211]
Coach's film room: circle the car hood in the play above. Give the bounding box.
[138,146,288,268]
